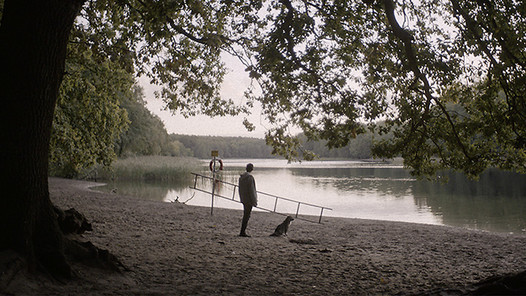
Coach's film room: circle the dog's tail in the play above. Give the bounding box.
[269,232,280,237]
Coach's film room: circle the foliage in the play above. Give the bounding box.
[231,0,526,179]
[47,0,258,176]
[74,0,254,118]
[56,0,526,179]
[116,86,193,158]
[49,43,133,178]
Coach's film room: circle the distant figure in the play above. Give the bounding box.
[270,216,294,237]
[238,163,258,237]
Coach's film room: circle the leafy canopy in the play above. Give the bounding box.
[242,0,526,179]
[50,43,133,178]
[71,0,525,179]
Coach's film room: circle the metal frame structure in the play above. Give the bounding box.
[190,173,332,223]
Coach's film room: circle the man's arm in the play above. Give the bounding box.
[251,177,258,206]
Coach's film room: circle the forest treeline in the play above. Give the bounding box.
[115,91,379,160]
[50,83,380,178]
[171,133,377,159]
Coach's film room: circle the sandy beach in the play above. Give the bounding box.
[2,177,526,295]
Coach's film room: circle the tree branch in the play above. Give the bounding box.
[128,0,228,48]
[380,0,473,161]
[450,0,526,132]
[279,0,347,100]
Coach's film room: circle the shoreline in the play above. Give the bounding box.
[4,177,526,295]
[91,178,525,235]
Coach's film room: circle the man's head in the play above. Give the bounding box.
[246,163,254,172]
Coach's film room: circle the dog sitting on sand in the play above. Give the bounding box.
[270,216,294,236]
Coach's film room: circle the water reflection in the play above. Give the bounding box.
[290,167,414,198]
[413,169,526,233]
[98,178,191,202]
[96,160,526,234]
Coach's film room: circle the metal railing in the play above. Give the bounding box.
[190,173,331,223]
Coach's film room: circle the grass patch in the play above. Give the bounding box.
[90,156,204,182]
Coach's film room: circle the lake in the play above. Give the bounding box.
[96,159,526,234]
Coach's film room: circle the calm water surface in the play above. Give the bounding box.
[97,159,526,234]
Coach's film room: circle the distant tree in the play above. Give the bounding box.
[347,133,373,159]
[171,134,273,159]
[117,86,192,157]
[118,86,162,156]
[299,131,373,159]
[166,140,193,157]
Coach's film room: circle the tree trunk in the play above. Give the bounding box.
[0,0,84,277]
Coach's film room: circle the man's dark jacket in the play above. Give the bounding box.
[238,172,258,206]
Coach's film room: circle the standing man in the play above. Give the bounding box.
[238,163,258,237]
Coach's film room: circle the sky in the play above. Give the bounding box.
[140,54,268,139]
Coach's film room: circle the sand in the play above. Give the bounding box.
[2,177,526,295]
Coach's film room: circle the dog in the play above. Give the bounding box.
[270,216,294,236]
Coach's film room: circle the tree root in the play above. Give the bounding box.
[54,206,93,235]
[64,239,129,273]
[0,250,25,292]
[0,207,127,293]
[53,206,129,273]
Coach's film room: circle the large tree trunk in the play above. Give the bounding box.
[0,0,84,277]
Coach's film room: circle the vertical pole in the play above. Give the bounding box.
[295,202,301,218]
[273,197,278,212]
[211,156,216,216]
[319,208,325,224]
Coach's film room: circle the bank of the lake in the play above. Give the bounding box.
[97,158,526,234]
[4,177,526,295]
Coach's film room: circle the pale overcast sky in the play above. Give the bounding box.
[140,54,268,138]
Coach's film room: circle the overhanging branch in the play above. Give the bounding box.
[379,0,473,161]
